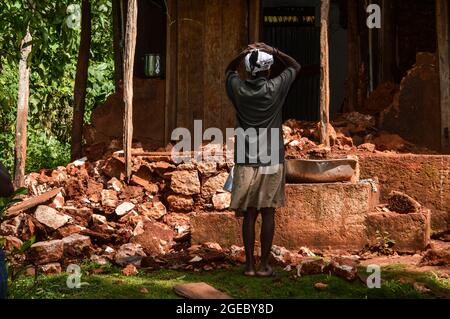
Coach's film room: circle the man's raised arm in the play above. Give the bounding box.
[257,43,301,75]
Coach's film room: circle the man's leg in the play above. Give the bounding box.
[242,207,259,275]
[258,208,275,275]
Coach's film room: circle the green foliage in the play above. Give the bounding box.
[0,187,27,222]
[374,230,396,256]
[0,0,115,173]
[7,265,450,299]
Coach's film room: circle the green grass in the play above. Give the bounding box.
[7,264,450,299]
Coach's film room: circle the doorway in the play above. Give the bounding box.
[262,0,347,121]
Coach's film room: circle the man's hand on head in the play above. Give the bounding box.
[247,43,275,55]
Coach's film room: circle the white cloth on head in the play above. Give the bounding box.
[245,49,274,76]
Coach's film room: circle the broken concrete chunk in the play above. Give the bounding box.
[170,170,201,195]
[130,175,159,194]
[107,177,123,192]
[62,234,91,256]
[39,263,62,275]
[388,191,421,214]
[131,221,175,257]
[325,259,358,281]
[201,172,228,199]
[122,264,138,276]
[101,189,119,208]
[167,195,194,212]
[35,205,72,230]
[138,201,167,220]
[102,156,126,179]
[297,258,326,276]
[212,193,231,210]
[115,202,135,216]
[29,240,64,265]
[57,225,85,238]
[2,236,23,252]
[91,214,107,225]
[114,243,147,266]
[197,162,217,177]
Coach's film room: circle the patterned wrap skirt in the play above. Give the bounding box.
[230,163,286,217]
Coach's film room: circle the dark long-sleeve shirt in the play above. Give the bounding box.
[225,67,297,166]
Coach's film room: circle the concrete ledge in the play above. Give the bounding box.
[366,210,431,253]
[191,212,243,248]
[359,154,450,234]
[191,182,379,251]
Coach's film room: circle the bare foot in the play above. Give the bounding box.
[244,270,256,277]
[244,264,256,277]
[257,265,274,277]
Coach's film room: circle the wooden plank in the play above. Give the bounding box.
[6,188,63,217]
[123,0,137,181]
[164,0,178,145]
[174,282,232,299]
[319,0,330,147]
[436,0,450,152]
[13,28,32,188]
[203,0,223,130]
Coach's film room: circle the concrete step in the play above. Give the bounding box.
[191,182,380,252]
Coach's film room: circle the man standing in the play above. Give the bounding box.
[0,162,14,299]
[225,43,300,276]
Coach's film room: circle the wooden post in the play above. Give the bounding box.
[71,0,92,161]
[13,28,32,187]
[346,0,359,112]
[123,0,138,181]
[320,0,330,147]
[165,0,178,146]
[436,0,450,153]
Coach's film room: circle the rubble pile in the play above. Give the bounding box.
[0,114,439,275]
[1,151,235,273]
[283,112,436,158]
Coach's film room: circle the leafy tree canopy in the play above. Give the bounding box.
[0,0,115,173]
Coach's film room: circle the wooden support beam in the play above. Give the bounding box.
[13,28,32,188]
[165,0,178,145]
[123,0,138,181]
[346,0,359,112]
[436,0,450,153]
[320,0,331,147]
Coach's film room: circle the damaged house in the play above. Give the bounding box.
[4,0,449,269]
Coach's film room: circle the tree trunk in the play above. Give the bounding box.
[123,0,138,181]
[436,0,450,153]
[13,28,32,188]
[346,0,359,112]
[320,0,330,147]
[71,0,92,161]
